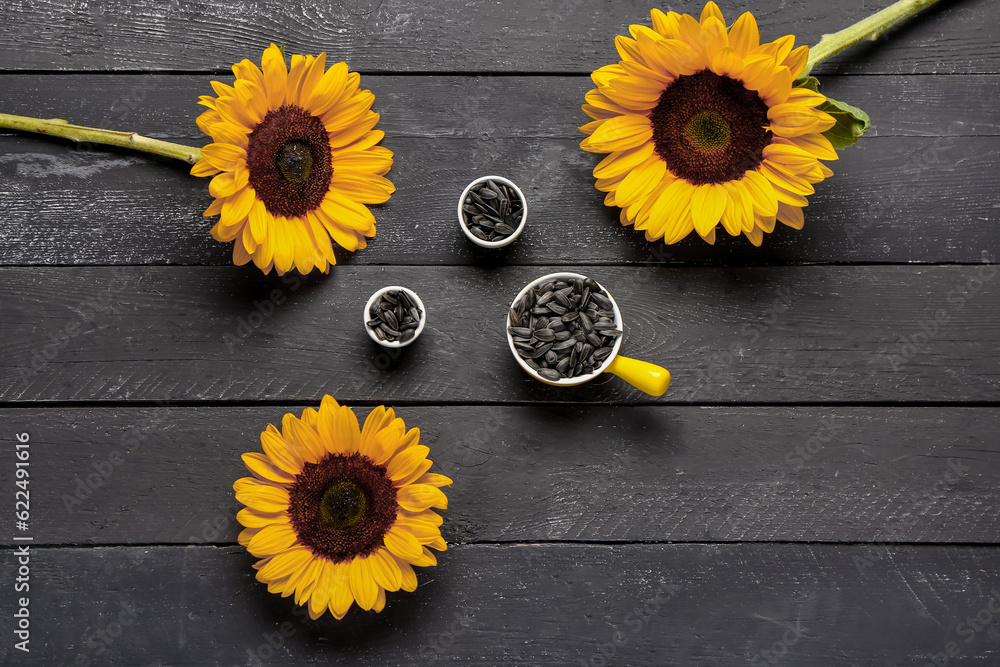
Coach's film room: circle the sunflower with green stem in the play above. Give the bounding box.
[581,2,849,246]
[192,44,395,275]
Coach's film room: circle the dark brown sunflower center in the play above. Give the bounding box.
[288,453,398,563]
[649,70,771,186]
[320,480,367,530]
[246,104,332,218]
[277,141,314,184]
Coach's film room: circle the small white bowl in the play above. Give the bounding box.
[364,286,426,348]
[457,175,527,248]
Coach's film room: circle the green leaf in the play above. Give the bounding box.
[791,75,871,150]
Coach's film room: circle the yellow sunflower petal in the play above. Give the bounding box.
[318,399,362,455]
[247,522,298,557]
[360,406,394,451]
[241,452,297,484]
[235,483,290,513]
[384,525,424,562]
[700,1,725,24]
[614,155,667,207]
[385,445,431,482]
[306,560,335,619]
[260,426,304,475]
[256,546,312,582]
[283,413,326,464]
[777,201,806,230]
[580,114,653,153]
[370,548,403,592]
[260,44,288,107]
[691,183,728,236]
[200,142,246,171]
[397,484,449,512]
[329,562,355,619]
[349,555,380,611]
[741,170,780,216]
[237,508,290,529]
[729,12,760,57]
[395,556,419,590]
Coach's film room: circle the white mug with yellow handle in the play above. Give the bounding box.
[506,272,671,397]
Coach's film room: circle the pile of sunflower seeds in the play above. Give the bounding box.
[367,289,422,344]
[508,276,623,381]
[461,178,523,243]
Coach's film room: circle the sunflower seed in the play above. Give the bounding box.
[400,329,415,343]
[525,358,541,371]
[533,328,555,342]
[535,316,549,329]
[469,226,489,241]
[554,330,572,340]
[591,293,613,310]
[593,347,613,362]
[509,326,533,338]
[382,309,399,330]
[552,339,577,351]
[536,290,555,306]
[479,187,497,199]
[578,311,594,333]
[601,329,624,337]
[544,350,559,365]
[495,222,516,235]
[509,308,522,327]
[546,302,568,316]
[531,343,553,359]
[537,368,562,381]
[586,332,604,348]
[593,321,617,331]
[380,323,400,338]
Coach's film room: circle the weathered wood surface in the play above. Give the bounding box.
[1,75,997,266]
[3,265,998,404]
[1,0,998,663]
[2,543,1000,665]
[4,136,997,267]
[3,74,996,142]
[1,406,996,546]
[0,0,994,74]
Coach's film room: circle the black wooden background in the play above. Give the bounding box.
[1,0,998,665]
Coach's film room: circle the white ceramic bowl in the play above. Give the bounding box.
[457,175,528,248]
[364,286,426,348]
[506,272,624,387]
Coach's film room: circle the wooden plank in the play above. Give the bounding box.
[2,543,1000,665]
[2,74,996,143]
[1,133,997,266]
[0,0,995,73]
[3,406,997,546]
[2,265,998,404]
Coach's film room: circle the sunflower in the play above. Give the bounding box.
[235,397,451,619]
[192,44,394,275]
[580,2,838,246]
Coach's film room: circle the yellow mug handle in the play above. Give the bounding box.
[605,355,671,397]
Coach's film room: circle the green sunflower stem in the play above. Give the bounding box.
[0,112,202,164]
[803,0,945,76]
